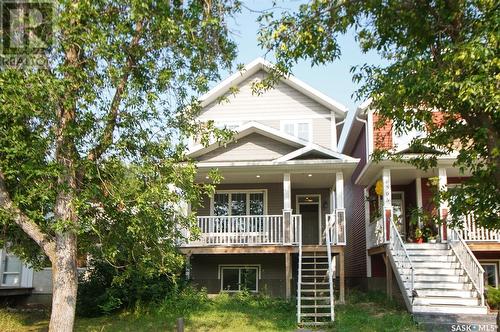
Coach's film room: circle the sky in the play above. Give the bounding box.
[225,0,387,113]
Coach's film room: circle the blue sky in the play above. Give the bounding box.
[226,0,386,112]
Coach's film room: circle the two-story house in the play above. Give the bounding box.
[339,100,499,317]
[179,58,360,325]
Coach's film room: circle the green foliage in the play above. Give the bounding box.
[259,0,500,229]
[76,259,180,317]
[486,286,500,308]
[0,0,241,273]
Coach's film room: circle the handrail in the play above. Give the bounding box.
[449,228,485,306]
[388,220,415,308]
[324,213,335,321]
[325,210,346,246]
[297,216,302,324]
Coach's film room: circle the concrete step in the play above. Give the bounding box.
[413,296,479,306]
[412,304,488,315]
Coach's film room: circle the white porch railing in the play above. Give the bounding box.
[187,215,301,246]
[367,217,385,248]
[325,209,347,245]
[457,214,500,242]
[449,228,485,306]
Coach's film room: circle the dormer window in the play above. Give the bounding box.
[280,120,312,142]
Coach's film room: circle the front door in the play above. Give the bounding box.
[392,192,406,238]
[297,195,320,245]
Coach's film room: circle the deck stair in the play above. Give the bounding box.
[388,222,487,315]
[297,250,333,326]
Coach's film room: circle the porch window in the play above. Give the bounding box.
[212,191,265,216]
[220,266,259,292]
[280,120,312,142]
[481,263,498,288]
[1,251,22,287]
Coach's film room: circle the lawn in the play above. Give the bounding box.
[0,290,421,331]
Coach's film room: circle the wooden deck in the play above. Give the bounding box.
[467,242,500,252]
[179,244,345,255]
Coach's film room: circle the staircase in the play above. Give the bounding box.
[297,214,338,326]
[297,251,333,326]
[388,222,487,315]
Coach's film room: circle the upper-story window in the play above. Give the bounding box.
[212,190,266,216]
[280,120,312,142]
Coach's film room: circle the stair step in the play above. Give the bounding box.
[405,249,452,256]
[412,289,477,298]
[301,313,332,317]
[301,321,330,326]
[405,243,449,249]
[412,304,487,315]
[401,268,464,275]
[301,297,330,300]
[413,275,467,282]
[300,304,331,308]
[302,256,328,259]
[301,261,329,265]
[302,282,329,285]
[412,261,460,269]
[404,255,456,262]
[409,282,473,290]
[301,289,329,293]
[413,296,479,306]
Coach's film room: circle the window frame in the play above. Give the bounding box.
[210,190,268,216]
[280,119,313,142]
[218,264,261,293]
[480,261,499,288]
[0,249,23,287]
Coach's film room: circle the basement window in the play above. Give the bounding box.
[481,263,498,288]
[219,265,259,292]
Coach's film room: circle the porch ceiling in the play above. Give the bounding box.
[195,166,349,189]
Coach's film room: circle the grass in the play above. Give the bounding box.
[0,289,421,331]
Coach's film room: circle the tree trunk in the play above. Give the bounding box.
[49,231,78,332]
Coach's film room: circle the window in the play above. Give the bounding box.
[220,266,259,292]
[212,191,266,216]
[481,263,498,288]
[280,120,312,142]
[1,251,22,287]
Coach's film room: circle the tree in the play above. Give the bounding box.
[0,1,240,331]
[258,0,499,228]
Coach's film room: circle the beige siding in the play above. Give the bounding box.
[196,133,295,162]
[199,70,333,149]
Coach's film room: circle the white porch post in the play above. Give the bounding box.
[438,168,449,243]
[335,172,344,210]
[416,177,423,228]
[382,169,392,243]
[283,173,292,244]
[364,187,372,277]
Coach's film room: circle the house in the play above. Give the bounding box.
[338,100,500,317]
[179,58,360,325]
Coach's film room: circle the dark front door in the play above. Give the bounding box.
[300,204,319,245]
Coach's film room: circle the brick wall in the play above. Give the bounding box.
[372,112,393,150]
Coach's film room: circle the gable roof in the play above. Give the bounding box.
[199,58,348,117]
[188,121,357,163]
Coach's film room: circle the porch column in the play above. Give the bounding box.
[364,187,372,278]
[438,168,449,242]
[335,172,344,210]
[285,252,292,299]
[416,177,423,228]
[382,169,392,243]
[283,173,292,244]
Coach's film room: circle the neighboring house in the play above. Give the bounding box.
[338,100,499,316]
[179,58,360,325]
[0,247,52,306]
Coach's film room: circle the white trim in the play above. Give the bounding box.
[199,58,347,115]
[366,108,374,159]
[330,112,337,151]
[274,145,352,163]
[210,189,268,216]
[196,158,360,169]
[280,119,313,143]
[296,194,322,245]
[218,264,261,293]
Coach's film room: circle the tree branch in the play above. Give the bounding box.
[0,170,56,262]
[87,20,145,162]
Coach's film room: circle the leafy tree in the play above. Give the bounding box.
[0,0,239,331]
[258,0,499,228]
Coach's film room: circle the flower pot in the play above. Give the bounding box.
[429,239,437,244]
[415,237,424,244]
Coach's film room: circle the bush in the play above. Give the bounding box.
[76,259,179,317]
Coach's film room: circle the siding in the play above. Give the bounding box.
[198,70,333,149]
[196,133,295,162]
[190,254,297,297]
